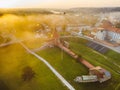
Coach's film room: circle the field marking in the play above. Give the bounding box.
[19,42,75,90]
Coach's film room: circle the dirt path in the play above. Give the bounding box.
[19,42,75,90]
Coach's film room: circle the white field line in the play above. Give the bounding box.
[19,42,75,90]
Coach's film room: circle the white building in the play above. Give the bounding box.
[93,20,120,44]
[95,30,106,40]
[95,29,120,43]
[66,24,92,32]
[107,30,120,43]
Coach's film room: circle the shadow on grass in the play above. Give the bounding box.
[0,80,9,90]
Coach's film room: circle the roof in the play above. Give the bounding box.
[100,20,120,34]
[90,66,102,70]
[104,71,111,77]
[82,75,97,81]
[101,20,113,27]
[90,66,105,78]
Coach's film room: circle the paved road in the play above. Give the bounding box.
[20,42,75,90]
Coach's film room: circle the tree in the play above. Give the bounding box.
[22,66,35,82]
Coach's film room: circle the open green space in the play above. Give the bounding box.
[0,44,67,90]
[0,36,120,90]
[36,37,120,90]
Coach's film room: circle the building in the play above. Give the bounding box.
[66,24,92,32]
[66,24,93,36]
[74,66,111,83]
[89,66,111,83]
[66,24,81,32]
[93,20,120,44]
[95,29,106,40]
[74,75,98,83]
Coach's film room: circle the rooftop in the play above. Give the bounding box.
[100,20,120,33]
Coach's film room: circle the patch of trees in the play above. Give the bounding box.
[0,9,53,16]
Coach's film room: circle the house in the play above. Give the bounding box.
[66,24,81,32]
[66,24,92,36]
[74,66,111,83]
[92,20,120,44]
[95,30,106,40]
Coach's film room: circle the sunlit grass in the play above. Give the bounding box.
[0,44,67,90]
[36,37,120,90]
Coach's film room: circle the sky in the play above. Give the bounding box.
[0,0,120,8]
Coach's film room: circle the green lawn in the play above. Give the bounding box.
[1,37,120,90]
[36,37,120,90]
[0,44,67,90]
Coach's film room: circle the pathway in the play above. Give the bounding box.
[19,42,75,90]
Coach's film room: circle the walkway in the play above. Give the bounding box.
[32,43,50,52]
[19,42,75,90]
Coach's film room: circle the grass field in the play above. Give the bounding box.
[0,44,67,90]
[36,37,120,90]
[0,37,120,90]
